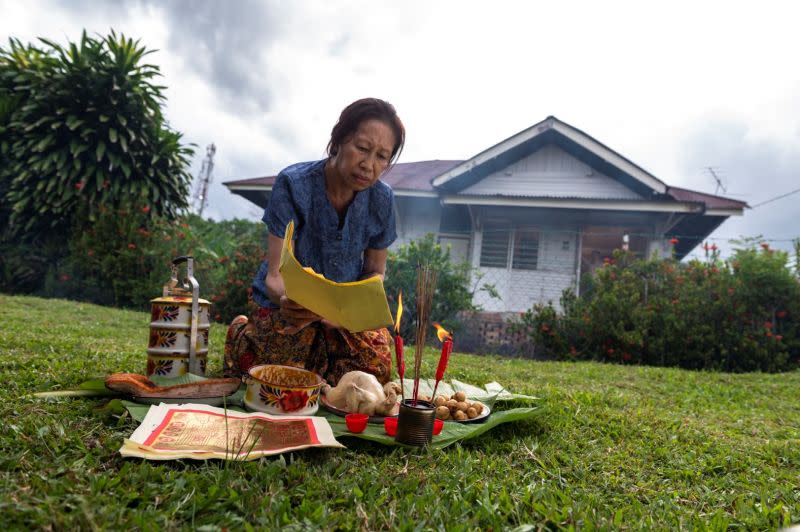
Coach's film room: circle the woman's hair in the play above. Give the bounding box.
[326,98,405,164]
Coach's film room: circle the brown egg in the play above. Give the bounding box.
[446,399,458,410]
[435,406,450,420]
[471,402,484,415]
[453,391,467,402]
[434,395,447,407]
[466,407,478,419]
[453,410,468,421]
[456,401,469,412]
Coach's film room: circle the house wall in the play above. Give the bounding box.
[391,196,442,248]
[472,226,578,312]
[648,238,672,259]
[462,144,643,200]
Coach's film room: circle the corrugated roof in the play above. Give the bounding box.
[666,186,749,209]
[222,161,747,211]
[381,159,462,191]
[222,160,464,192]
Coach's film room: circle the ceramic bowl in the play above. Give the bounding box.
[146,354,207,377]
[243,364,324,416]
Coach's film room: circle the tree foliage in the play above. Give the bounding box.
[0,30,194,241]
[384,234,498,342]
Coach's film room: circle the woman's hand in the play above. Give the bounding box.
[279,296,322,334]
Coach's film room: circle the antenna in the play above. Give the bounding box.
[192,143,216,217]
[706,166,726,195]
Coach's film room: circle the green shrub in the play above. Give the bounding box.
[384,233,498,342]
[514,243,800,372]
[53,211,265,321]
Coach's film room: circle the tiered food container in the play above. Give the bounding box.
[147,256,210,377]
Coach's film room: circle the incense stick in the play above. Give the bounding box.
[411,264,437,405]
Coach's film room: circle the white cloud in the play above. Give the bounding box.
[2,0,799,249]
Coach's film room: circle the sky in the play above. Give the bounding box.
[2,0,799,260]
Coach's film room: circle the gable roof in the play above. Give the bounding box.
[431,116,668,197]
[223,160,463,202]
[224,159,747,213]
[223,116,747,216]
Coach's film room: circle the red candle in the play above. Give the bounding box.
[435,338,453,383]
[431,323,453,399]
[394,333,405,399]
[393,291,405,400]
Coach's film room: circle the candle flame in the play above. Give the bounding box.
[432,322,451,343]
[394,291,403,332]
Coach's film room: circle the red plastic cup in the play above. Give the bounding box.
[433,418,444,436]
[345,413,368,433]
[383,416,398,436]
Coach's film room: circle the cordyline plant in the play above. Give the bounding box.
[0,30,194,241]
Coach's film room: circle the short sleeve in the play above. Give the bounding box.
[263,172,297,238]
[367,187,397,250]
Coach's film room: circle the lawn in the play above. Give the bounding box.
[1,294,798,530]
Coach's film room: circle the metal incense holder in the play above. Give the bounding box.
[395,399,436,446]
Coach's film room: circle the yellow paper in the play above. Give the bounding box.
[278,220,393,332]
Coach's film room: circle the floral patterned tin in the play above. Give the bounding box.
[147,327,209,354]
[243,364,324,416]
[150,296,211,328]
[146,295,211,378]
[146,354,208,378]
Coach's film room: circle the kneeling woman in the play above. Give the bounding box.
[224,98,404,386]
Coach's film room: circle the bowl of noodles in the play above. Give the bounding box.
[242,364,324,415]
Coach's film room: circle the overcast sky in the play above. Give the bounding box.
[2,0,799,259]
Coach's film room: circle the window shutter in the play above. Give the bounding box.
[512,229,539,270]
[480,221,510,268]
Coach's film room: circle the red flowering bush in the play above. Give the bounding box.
[58,211,266,319]
[514,243,800,372]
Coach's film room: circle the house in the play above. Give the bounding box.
[224,116,747,315]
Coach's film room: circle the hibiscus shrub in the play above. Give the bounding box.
[514,242,800,372]
[54,211,265,322]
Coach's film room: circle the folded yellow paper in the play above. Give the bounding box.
[278,220,393,332]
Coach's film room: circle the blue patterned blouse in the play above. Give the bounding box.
[251,159,397,308]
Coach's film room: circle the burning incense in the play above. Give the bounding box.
[412,265,437,405]
[431,322,453,399]
[393,291,405,401]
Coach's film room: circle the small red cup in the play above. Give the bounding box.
[345,413,368,433]
[433,418,444,436]
[383,416,398,436]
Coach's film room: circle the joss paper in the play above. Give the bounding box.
[278,220,393,332]
[120,403,344,461]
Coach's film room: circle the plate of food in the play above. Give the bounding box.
[320,371,401,423]
[427,390,491,424]
[320,395,399,423]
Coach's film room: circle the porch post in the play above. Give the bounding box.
[574,228,583,297]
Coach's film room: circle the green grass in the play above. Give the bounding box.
[1,294,798,530]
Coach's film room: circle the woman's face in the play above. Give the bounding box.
[329,119,396,192]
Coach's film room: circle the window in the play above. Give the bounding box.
[480,222,540,270]
[480,221,510,268]
[512,229,539,270]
